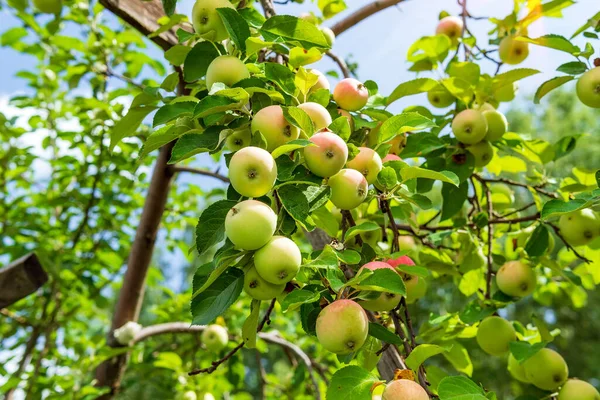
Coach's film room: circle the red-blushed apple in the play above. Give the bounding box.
[225,200,277,250]
[328,169,368,210]
[251,105,300,152]
[315,299,369,354]
[387,255,415,268]
[337,108,354,130]
[452,109,488,144]
[201,324,228,352]
[382,379,429,400]
[382,154,401,163]
[466,140,494,167]
[483,110,508,141]
[225,128,251,151]
[309,69,330,92]
[523,348,568,391]
[508,353,530,383]
[254,236,302,284]
[333,78,369,111]
[435,16,464,45]
[558,379,600,400]
[321,26,335,47]
[206,55,249,89]
[499,36,529,65]
[33,0,62,14]
[357,261,401,311]
[244,266,286,300]
[298,102,333,131]
[558,208,599,247]
[476,316,516,356]
[427,84,454,108]
[228,146,277,198]
[576,67,600,108]
[496,260,536,297]
[346,146,383,184]
[191,0,235,42]
[303,129,348,177]
[389,134,408,155]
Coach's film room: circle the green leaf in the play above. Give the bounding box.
[441,182,468,221]
[442,341,474,376]
[194,91,249,118]
[491,68,540,92]
[303,245,339,270]
[556,61,588,75]
[153,102,196,127]
[438,376,487,400]
[541,192,600,219]
[217,8,251,53]
[165,44,191,66]
[303,185,331,212]
[345,221,380,241]
[379,113,436,142]
[140,125,188,159]
[353,268,406,295]
[533,76,574,104]
[407,35,451,64]
[110,105,158,152]
[242,299,261,348]
[525,224,549,257]
[327,366,379,400]
[400,166,459,186]
[368,323,403,346]
[532,314,554,343]
[195,200,237,258]
[260,15,330,49]
[264,63,297,95]
[191,267,244,325]
[401,132,446,158]
[376,167,398,189]
[459,302,496,325]
[448,62,481,86]
[184,41,221,82]
[271,139,313,159]
[283,106,315,136]
[0,27,27,46]
[329,116,352,141]
[277,185,313,230]
[509,341,547,363]
[518,34,580,54]
[281,289,320,312]
[405,344,451,371]
[169,128,221,163]
[386,78,438,106]
[161,0,176,15]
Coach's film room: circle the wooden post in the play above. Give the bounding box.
[0,253,48,308]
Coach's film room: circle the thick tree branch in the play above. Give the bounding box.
[172,166,230,183]
[330,0,408,36]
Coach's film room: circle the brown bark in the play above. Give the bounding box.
[0,253,48,309]
[330,0,407,36]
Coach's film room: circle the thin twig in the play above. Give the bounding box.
[501,202,536,218]
[547,223,593,264]
[325,51,350,78]
[476,177,494,299]
[172,166,230,182]
[330,0,408,36]
[474,174,559,199]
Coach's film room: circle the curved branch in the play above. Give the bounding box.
[172,166,230,183]
[325,51,350,78]
[330,0,407,36]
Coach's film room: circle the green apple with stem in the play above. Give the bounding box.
[476,316,516,356]
[225,200,277,250]
[523,348,568,391]
[228,146,277,198]
[483,110,508,141]
[225,128,251,152]
[333,78,369,111]
[328,169,368,210]
[316,299,369,354]
[558,379,600,400]
[499,36,529,65]
[452,109,488,144]
[435,16,464,46]
[251,105,300,152]
[201,324,228,352]
[303,129,348,177]
[244,266,285,300]
[206,55,249,89]
[346,146,383,184]
[467,140,494,167]
[576,67,600,108]
[298,102,333,131]
[558,209,599,247]
[496,260,536,298]
[191,0,235,41]
[254,236,302,284]
[427,84,454,108]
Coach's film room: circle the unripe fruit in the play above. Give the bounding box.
[206,55,249,89]
[316,299,369,354]
[244,266,285,300]
[406,277,427,304]
[508,354,529,383]
[251,105,300,152]
[225,200,277,250]
[182,391,197,400]
[496,260,536,297]
[298,102,333,131]
[333,78,369,111]
[337,108,354,130]
[523,348,568,391]
[382,379,429,400]
[382,154,401,163]
[576,67,600,108]
[347,147,383,184]
[483,110,508,141]
[32,0,62,14]
[452,109,488,144]
[357,261,401,311]
[475,102,496,112]
[427,85,454,108]
[328,169,368,210]
[435,16,464,45]
[229,146,277,198]
[558,379,600,400]
[299,12,318,24]
[397,235,416,251]
[309,69,330,92]
[499,36,529,65]
[192,0,235,42]
[466,140,494,167]
[389,134,407,155]
[303,130,348,177]
[496,82,518,102]
[225,128,251,151]
[201,324,228,352]
[476,316,516,356]
[558,209,600,247]
[321,26,335,47]
[254,236,302,284]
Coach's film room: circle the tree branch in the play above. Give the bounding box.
[172,166,230,183]
[330,0,408,36]
[475,177,494,299]
[547,222,593,264]
[325,51,350,78]
[474,174,559,199]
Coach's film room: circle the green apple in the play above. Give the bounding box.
[244,266,285,300]
[201,324,228,352]
[435,16,464,46]
[225,128,251,151]
[406,277,427,304]
[254,236,302,284]
[558,379,600,400]
[225,200,276,250]
[475,102,496,112]
[32,0,62,14]
[558,209,600,247]
[303,129,348,177]
[467,140,494,167]
[181,391,197,400]
[228,146,278,198]
[427,84,454,108]
[315,299,369,354]
[508,353,530,383]
[476,316,516,356]
[192,0,235,42]
[495,82,518,103]
[328,169,368,210]
[357,261,400,312]
[206,55,249,89]
[576,67,600,108]
[496,260,536,297]
[298,102,333,131]
[523,348,568,391]
[333,78,369,111]
[483,110,508,141]
[321,26,335,47]
[452,109,488,144]
[251,105,300,152]
[397,235,416,251]
[499,36,529,65]
[382,379,428,400]
[309,69,330,92]
[347,146,383,184]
